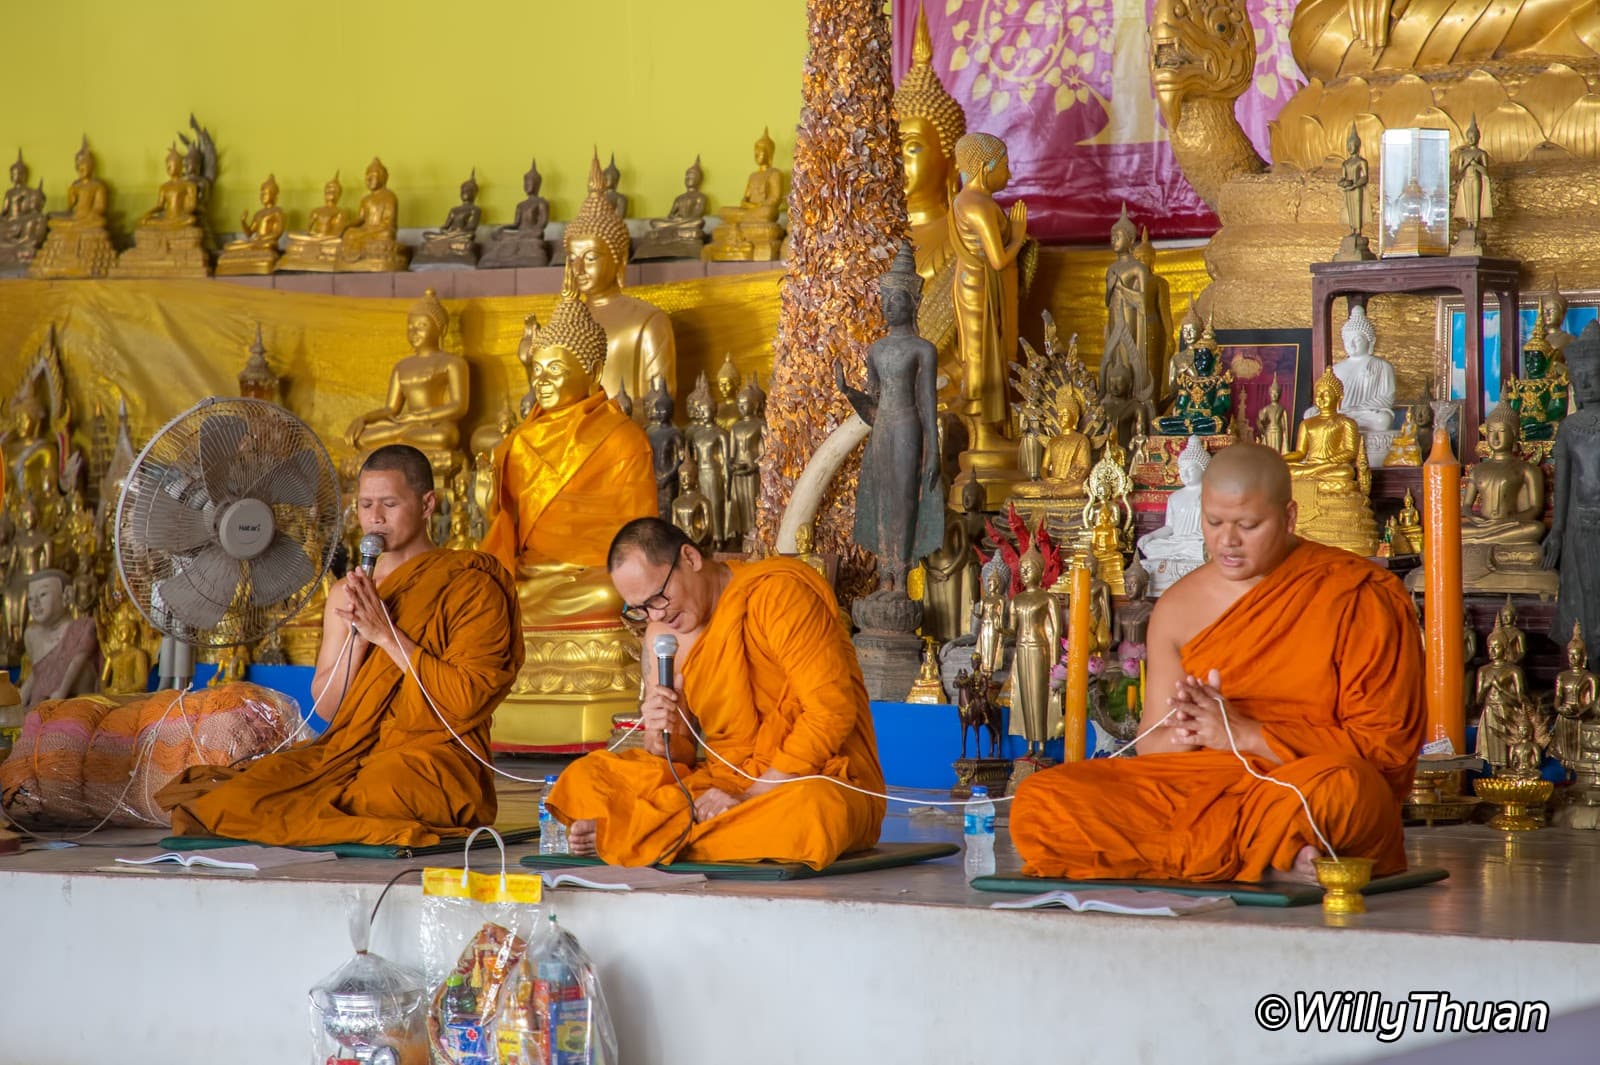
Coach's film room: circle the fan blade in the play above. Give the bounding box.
[142,491,215,555]
[248,449,320,509]
[197,414,248,504]
[248,534,317,608]
[154,543,242,630]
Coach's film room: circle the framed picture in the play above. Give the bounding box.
[1379,128,1451,257]
[1214,328,1312,444]
[1434,293,1600,411]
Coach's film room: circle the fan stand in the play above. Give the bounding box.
[157,636,195,691]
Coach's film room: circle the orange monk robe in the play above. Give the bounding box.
[1012,540,1425,882]
[164,550,522,848]
[480,392,654,573]
[547,559,886,868]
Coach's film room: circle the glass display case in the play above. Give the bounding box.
[1379,128,1452,257]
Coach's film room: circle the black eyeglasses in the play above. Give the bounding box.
[620,550,679,623]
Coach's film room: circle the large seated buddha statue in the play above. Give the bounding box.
[337,157,410,272]
[479,284,656,749]
[703,128,786,262]
[1284,367,1378,557]
[278,173,352,272]
[344,288,468,478]
[111,143,210,278]
[564,151,677,412]
[30,137,116,280]
[215,174,285,276]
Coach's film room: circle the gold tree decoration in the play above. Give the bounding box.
[756,0,908,599]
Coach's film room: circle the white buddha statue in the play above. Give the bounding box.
[1138,435,1209,595]
[1319,304,1397,464]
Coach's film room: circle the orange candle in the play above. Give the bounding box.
[1422,419,1465,755]
[1064,553,1092,762]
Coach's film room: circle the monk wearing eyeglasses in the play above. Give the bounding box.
[547,517,885,868]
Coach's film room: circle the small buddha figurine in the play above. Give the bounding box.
[4,497,53,645]
[208,643,250,688]
[444,490,476,551]
[30,136,116,280]
[1554,622,1599,766]
[566,151,678,407]
[684,373,731,547]
[670,463,713,552]
[111,143,210,278]
[792,520,829,582]
[1138,435,1209,595]
[1012,386,1093,502]
[1382,406,1423,466]
[99,604,151,695]
[237,323,282,403]
[337,157,410,272]
[714,354,742,431]
[1284,367,1379,557]
[1450,115,1493,257]
[215,174,286,276]
[1103,205,1159,402]
[1494,597,1529,664]
[58,488,97,577]
[726,381,766,553]
[643,376,685,520]
[1256,374,1290,454]
[0,152,48,272]
[344,288,468,475]
[905,638,948,704]
[1474,624,1526,768]
[635,156,709,260]
[704,127,786,262]
[1101,362,1155,454]
[1157,322,1233,435]
[1502,308,1569,443]
[1165,299,1200,401]
[1087,499,1127,596]
[1392,488,1422,556]
[1328,304,1398,463]
[1333,123,1375,261]
[278,172,353,272]
[413,170,482,269]
[1116,559,1154,645]
[479,158,550,269]
[1010,548,1061,759]
[1462,404,1544,545]
[602,154,629,220]
[18,569,99,710]
[972,555,1012,675]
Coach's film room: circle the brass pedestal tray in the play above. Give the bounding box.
[1314,857,1375,915]
[1403,760,1483,825]
[1473,775,1554,832]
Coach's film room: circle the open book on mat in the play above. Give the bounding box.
[115,846,339,873]
[990,888,1236,917]
[540,866,708,891]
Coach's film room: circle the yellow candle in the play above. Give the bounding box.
[1422,420,1465,755]
[1064,553,1092,762]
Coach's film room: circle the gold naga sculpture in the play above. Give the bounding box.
[565,150,678,409]
[704,128,786,262]
[278,172,353,271]
[338,157,409,272]
[111,143,210,278]
[30,137,116,279]
[215,174,285,276]
[1283,367,1379,557]
[344,288,468,477]
[0,152,48,274]
[1008,324,1102,538]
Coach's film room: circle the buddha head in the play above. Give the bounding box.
[687,372,715,425]
[1017,547,1043,590]
[1106,363,1133,401]
[525,289,608,413]
[1487,628,1511,665]
[524,158,543,198]
[323,173,343,206]
[1569,321,1600,406]
[1522,307,1553,380]
[954,132,1009,193]
[74,136,94,180]
[1341,304,1376,360]
[603,154,622,193]
[980,554,1011,599]
[1109,204,1137,255]
[879,242,922,327]
[260,174,279,207]
[959,478,983,515]
[1569,623,1588,670]
[1192,338,1217,378]
[1481,402,1520,456]
[1543,280,1569,333]
[892,2,967,212]
[163,144,183,179]
[564,151,631,298]
[677,462,698,494]
[645,375,674,426]
[365,157,388,192]
[405,288,449,355]
[1312,367,1345,416]
[26,568,68,627]
[754,128,775,168]
[17,496,38,533]
[1054,387,1084,435]
[9,151,26,188]
[716,354,741,403]
[736,380,762,420]
[11,391,43,440]
[1176,435,1210,487]
[1463,114,1481,149]
[1345,123,1361,158]
[460,170,478,204]
[1268,374,1282,402]
[1134,226,1156,270]
[684,156,703,192]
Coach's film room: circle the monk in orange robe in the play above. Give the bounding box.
[1012,444,1424,881]
[163,445,523,847]
[548,518,885,868]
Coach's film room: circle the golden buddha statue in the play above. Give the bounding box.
[208,643,250,688]
[1474,624,1528,769]
[792,519,830,583]
[111,143,210,278]
[0,152,48,273]
[469,399,519,521]
[4,498,53,647]
[1256,374,1290,454]
[1284,367,1379,556]
[1395,488,1423,557]
[670,463,713,551]
[714,354,742,431]
[216,174,285,276]
[1382,406,1423,466]
[635,156,708,261]
[683,373,731,548]
[30,136,115,279]
[478,283,656,750]
[893,0,967,380]
[727,381,765,552]
[99,604,150,695]
[1134,226,1174,395]
[344,288,468,476]
[1012,386,1092,501]
[278,172,352,272]
[337,157,409,272]
[1087,497,1127,597]
[905,637,947,704]
[704,128,786,262]
[1451,404,1558,596]
[565,151,678,410]
[412,170,481,269]
[1553,622,1597,767]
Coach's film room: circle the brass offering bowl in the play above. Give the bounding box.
[1314,857,1374,915]
[1473,776,1554,832]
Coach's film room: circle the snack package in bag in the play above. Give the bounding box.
[494,914,618,1065]
[420,828,543,1065]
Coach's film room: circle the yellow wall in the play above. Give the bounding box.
[3,0,807,234]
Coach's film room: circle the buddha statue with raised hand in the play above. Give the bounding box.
[1156,320,1232,436]
[30,137,116,279]
[479,158,550,269]
[704,128,786,262]
[278,172,353,272]
[216,174,286,276]
[413,170,482,269]
[345,288,468,477]
[1284,367,1378,556]
[337,157,409,272]
[635,156,708,260]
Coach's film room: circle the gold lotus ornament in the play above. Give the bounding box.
[1473,775,1555,832]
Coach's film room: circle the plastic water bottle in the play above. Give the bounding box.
[964,785,996,880]
[539,775,568,855]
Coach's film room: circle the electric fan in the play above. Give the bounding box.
[115,397,341,646]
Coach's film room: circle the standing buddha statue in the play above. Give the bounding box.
[278,173,353,272]
[1134,227,1174,394]
[1256,374,1290,454]
[726,381,765,553]
[1156,321,1233,435]
[111,143,210,278]
[1473,623,1527,769]
[1553,623,1597,766]
[412,170,482,269]
[30,136,116,279]
[1502,307,1569,444]
[714,354,742,431]
[479,158,550,268]
[683,373,731,548]
[1284,367,1379,556]
[703,128,785,262]
[216,175,285,276]
[337,157,409,272]
[1009,548,1061,760]
[565,150,678,409]
[1103,205,1158,401]
[634,156,708,261]
[643,378,684,521]
[0,152,48,273]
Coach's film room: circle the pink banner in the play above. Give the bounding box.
[893,0,1304,244]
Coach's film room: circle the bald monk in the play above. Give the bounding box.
[1012,444,1424,882]
[162,444,523,847]
[548,517,885,868]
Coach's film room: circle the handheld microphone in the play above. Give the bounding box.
[358,532,386,579]
[653,633,679,754]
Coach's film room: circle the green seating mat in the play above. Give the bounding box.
[970,866,1449,907]
[157,826,540,860]
[520,841,959,881]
